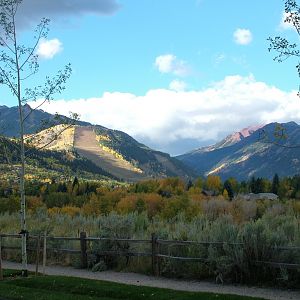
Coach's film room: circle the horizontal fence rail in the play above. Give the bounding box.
[0,232,299,276]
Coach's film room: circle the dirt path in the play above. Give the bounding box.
[3,261,299,300]
[74,126,146,181]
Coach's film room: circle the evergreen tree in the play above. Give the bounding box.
[186,179,193,191]
[72,176,79,194]
[249,177,256,193]
[224,180,234,200]
[271,174,280,195]
[255,178,264,193]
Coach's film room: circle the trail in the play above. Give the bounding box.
[3,261,300,300]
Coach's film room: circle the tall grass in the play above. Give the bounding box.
[1,203,299,287]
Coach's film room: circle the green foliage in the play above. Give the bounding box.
[224,180,234,200]
[91,213,138,268]
[1,175,300,286]
[0,136,116,182]
[43,192,73,208]
[271,174,280,195]
[204,175,222,194]
[249,177,269,193]
[268,0,300,94]
[161,195,190,219]
[1,206,299,286]
[0,196,19,213]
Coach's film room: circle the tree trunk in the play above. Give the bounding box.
[18,104,27,277]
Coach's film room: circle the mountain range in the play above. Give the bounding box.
[177,122,300,180]
[2,104,300,181]
[0,105,194,181]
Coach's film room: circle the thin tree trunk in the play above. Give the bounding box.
[0,236,3,281]
[42,232,47,275]
[13,6,27,277]
[17,89,27,277]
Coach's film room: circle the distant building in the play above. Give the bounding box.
[235,193,278,201]
[202,189,218,197]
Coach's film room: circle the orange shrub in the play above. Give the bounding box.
[292,200,300,215]
[27,196,45,212]
[61,206,81,217]
[47,207,61,216]
[116,194,139,214]
[143,193,164,218]
[189,193,206,202]
[81,194,101,216]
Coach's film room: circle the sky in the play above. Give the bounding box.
[1,0,300,155]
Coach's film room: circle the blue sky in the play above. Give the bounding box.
[2,0,300,154]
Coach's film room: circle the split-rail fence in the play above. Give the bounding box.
[0,232,299,279]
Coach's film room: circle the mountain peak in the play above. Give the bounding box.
[222,124,264,145]
[178,121,300,180]
[239,124,265,138]
[193,124,264,154]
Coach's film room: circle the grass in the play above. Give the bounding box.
[0,270,266,300]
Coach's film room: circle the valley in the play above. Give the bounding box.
[1,0,300,297]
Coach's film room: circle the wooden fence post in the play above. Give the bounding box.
[35,235,41,276]
[151,233,159,276]
[80,232,88,269]
[0,235,3,281]
[42,232,47,275]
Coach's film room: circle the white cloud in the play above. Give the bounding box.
[169,80,187,92]
[30,75,300,155]
[279,11,295,30]
[233,28,253,45]
[36,38,63,59]
[155,54,190,76]
[213,53,226,66]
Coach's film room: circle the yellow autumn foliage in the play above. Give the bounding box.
[95,135,143,174]
[101,145,125,160]
[26,124,75,151]
[95,135,111,142]
[61,206,81,217]
[47,206,81,217]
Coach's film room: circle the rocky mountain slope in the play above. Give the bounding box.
[177,122,300,180]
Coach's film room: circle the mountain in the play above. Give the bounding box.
[190,125,264,154]
[209,125,264,150]
[177,122,300,180]
[0,104,89,137]
[0,135,116,182]
[0,105,195,181]
[87,125,194,180]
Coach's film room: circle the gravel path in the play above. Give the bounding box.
[3,261,300,300]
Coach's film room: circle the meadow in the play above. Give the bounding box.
[0,176,300,287]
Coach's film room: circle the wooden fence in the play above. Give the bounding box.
[0,232,299,277]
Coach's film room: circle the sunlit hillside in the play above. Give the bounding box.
[25,124,75,152]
